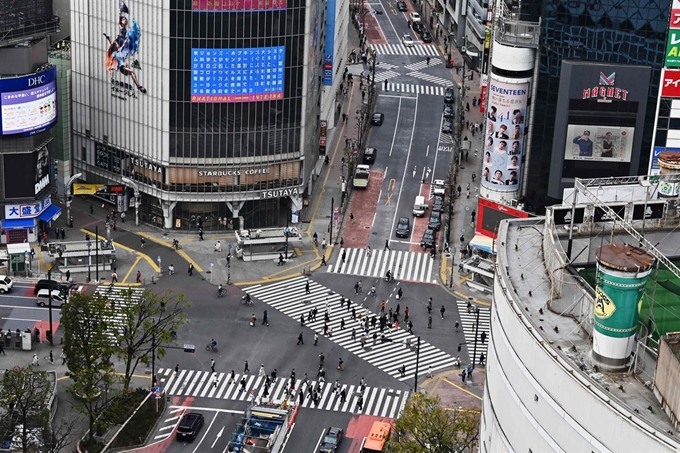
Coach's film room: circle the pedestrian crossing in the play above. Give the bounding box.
[404,59,443,71]
[375,62,400,70]
[407,71,453,86]
[328,248,437,284]
[243,277,459,381]
[372,44,439,56]
[456,300,490,365]
[383,83,445,96]
[94,285,143,342]
[154,367,408,423]
[372,70,400,83]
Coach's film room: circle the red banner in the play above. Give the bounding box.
[661,69,680,98]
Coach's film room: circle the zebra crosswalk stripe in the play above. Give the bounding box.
[456,300,491,364]
[371,44,439,56]
[243,277,459,380]
[94,285,143,342]
[157,367,409,418]
[406,71,453,86]
[404,59,443,71]
[328,248,437,283]
[384,83,445,96]
[373,70,400,83]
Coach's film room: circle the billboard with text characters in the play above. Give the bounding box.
[0,67,57,136]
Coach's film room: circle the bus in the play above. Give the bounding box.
[360,421,391,452]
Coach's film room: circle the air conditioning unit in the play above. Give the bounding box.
[511,199,519,208]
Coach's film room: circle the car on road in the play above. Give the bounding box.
[319,426,344,453]
[176,412,204,442]
[397,1,407,11]
[412,22,425,35]
[33,280,69,296]
[363,147,377,164]
[433,179,446,195]
[443,104,455,118]
[371,112,384,126]
[421,30,433,42]
[35,289,68,308]
[0,276,13,294]
[441,118,454,133]
[428,211,442,230]
[444,87,455,104]
[432,195,445,212]
[421,228,436,249]
[401,34,414,47]
[396,217,410,238]
[410,11,421,22]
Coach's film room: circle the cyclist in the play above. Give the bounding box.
[141,237,146,248]
[209,339,217,351]
[218,284,224,297]
[172,238,180,249]
[385,269,392,281]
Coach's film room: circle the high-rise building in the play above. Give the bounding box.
[0,0,61,245]
[71,0,335,230]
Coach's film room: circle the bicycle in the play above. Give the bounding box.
[206,344,219,352]
[241,296,254,306]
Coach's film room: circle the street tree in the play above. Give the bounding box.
[110,289,189,390]
[386,392,480,453]
[61,292,117,447]
[0,365,76,453]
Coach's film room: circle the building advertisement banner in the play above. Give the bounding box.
[661,69,680,97]
[649,147,680,175]
[0,67,58,136]
[564,125,634,162]
[4,196,53,220]
[671,0,680,29]
[192,0,287,11]
[476,197,529,238]
[323,0,336,86]
[666,29,680,67]
[481,78,528,191]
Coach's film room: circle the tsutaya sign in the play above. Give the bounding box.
[260,187,300,199]
[582,72,629,102]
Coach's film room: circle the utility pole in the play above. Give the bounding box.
[47,267,54,346]
[65,173,82,228]
[472,306,480,369]
[413,336,421,391]
[95,225,100,282]
[330,197,334,245]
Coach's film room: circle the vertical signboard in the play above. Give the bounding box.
[323,0,336,86]
[666,0,680,67]
[319,120,327,154]
[480,78,529,192]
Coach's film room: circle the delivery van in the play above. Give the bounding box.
[412,196,428,216]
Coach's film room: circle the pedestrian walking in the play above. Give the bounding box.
[460,235,465,245]
[211,359,215,372]
[258,364,266,377]
[354,281,360,295]
[457,185,462,197]
[188,263,194,276]
[111,271,118,283]
[175,364,180,374]
[384,239,389,250]
[271,369,278,379]
[427,298,433,313]
[465,150,469,161]
[466,189,470,198]
[340,319,345,330]
[263,384,270,398]
[440,305,446,319]
[471,210,476,222]
[455,320,459,332]
[244,361,250,373]
[479,353,486,365]
[472,172,476,182]
[461,368,467,383]
[408,320,413,333]
[262,310,269,326]
[32,353,39,366]
[49,350,54,363]
[240,376,247,391]
[340,388,347,402]
[199,228,204,240]
[466,102,470,111]
[481,331,487,343]
[356,395,364,412]
[305,281,310,294]
[342,249,346,263]
[428,315,433,329]
[314,333,319,345]
[228,370,236,384]
[212,373,219,388]
[350,212,354,223]
[338,357,344,371]
[278,253,285,266]
[399,364,406,377]
[297,331,305,345]
[366,245,371,257]
[321,254,327,266]
[352,307,356,319]
[426,56,431,65]
[59,350,64,363]
[360,335,367,348]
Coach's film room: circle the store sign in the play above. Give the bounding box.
[582,72,628,102]
[672,0,680,30]
[4,196,52,219]
[666,30,680,68]
[661,69,680,98]
[197,167,271,177]
[129,156,163,175]
[260,187,300,199]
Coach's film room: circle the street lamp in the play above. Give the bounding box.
[46,267,54,346]
[121,177,140,226]
[86,239,92,283]
[65,173,83,227]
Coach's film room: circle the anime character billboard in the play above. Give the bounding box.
[104,0,146,97]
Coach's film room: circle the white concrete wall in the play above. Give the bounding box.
[320,0,348,131]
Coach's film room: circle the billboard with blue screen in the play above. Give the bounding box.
[0,67,58,136]
[191,47,285,103]
[192,0,286,11]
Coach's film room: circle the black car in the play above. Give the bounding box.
[363,147,377,164]
[397,1,407,10]
[33,280,70,296]
[371,112,384,126]
[421,31,433,42]
[396,217,410,238]
[441,119,454,134]
[412,22,425,35]
[428,211,442,230]
[444,87,455,104]
[432,195,445,212]
[443,104,455,118]
[319,426,344,452]
[421,229,436,249]
[177,413,205,442]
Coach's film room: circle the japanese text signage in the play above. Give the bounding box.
[0,67,58,136]
[191,47,285,103]
[672,0,680,30]
[661,69,680,98]
[4,196,52,220]
[666,30,680,68]
[192,0,286,11]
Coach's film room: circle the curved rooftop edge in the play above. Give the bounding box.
[480,217,680,453]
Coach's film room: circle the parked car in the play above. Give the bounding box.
[421,229,436,249]
[428,211,442,230]
[397,1,407,11]
[363,147,377,164]
[396,217,410,238]
[432,195,445,212]
[319,426,344,452]
[441,118,454,133]
[412,22,425,35]
[33,280,69,295]
[0,276,13,294]
[410,11,421,22]
[371,112,384,126]
[433,179,446,195]
[35,289,68,308]
[176,413,205,442]
[443,104,455,118]
[444,87,455,104]
[402,34,414,47]
[421,31,433,42]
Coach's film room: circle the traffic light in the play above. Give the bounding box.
[183,344,195,353]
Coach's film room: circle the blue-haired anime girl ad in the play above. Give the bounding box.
[104,0,146,97]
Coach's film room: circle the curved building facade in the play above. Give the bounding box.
[71,0,325,229]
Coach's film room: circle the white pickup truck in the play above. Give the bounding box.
[353,165,370,188]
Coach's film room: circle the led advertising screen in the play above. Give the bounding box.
[3,146,51,199]
[481,78,529,192]
[476,198,529,239]
[564,125,634,162]
[192,0,287,11]
[191,47,285,103]
[0,67,57,136]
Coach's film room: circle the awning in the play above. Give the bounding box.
[37,205,62,222]
[1,218,35,230]
[469,232,495,254]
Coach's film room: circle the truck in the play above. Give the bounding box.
[229,404,293,452]
[353,164,370,189]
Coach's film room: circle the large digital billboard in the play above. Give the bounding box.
[564,125,634,162]
[191,47,285,103]
[476,198,529,239]
[192,0,287,11]
[0,67,57,136]
[3,146,51,199]
[481,78,529,192]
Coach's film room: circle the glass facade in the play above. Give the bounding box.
[519,0,670,211]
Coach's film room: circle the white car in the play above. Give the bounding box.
[35,289,68,307]
[402,34,415,47]
[433,179,446,195]
[0,276,12,293]
[410,12,421,22]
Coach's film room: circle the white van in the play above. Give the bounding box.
[413,196,428,216]
[0,276,12,293]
